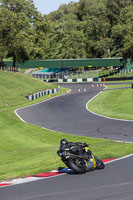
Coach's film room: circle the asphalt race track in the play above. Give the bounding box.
[17,83,133,142]
[1,83,133,200]
[1,155,133,200]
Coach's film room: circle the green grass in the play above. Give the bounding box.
[0,71,58,109]
[88,85,133,120]
[0,71,133,181]
[107,84,131,89]
[108,71,133,78]
[98,69,113,77]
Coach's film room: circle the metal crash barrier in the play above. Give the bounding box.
[26,86,60,100]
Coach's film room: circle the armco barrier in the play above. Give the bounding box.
[26,86,60,100]
[44,78,94,83]
[102,76,133,81]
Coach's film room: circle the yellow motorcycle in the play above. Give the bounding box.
[57,139,105,174]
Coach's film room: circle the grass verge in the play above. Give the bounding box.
[0,71,133,181]
[88,85,133,120]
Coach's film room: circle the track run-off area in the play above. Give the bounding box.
[1,83,133,200]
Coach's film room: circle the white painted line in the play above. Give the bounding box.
[104,153,133,164]
[86,90,133,122]
[0,173,65,188]
[15,109,27,123]
[15,93,67,123]
[115,140,133,144]
[1,154,133,187]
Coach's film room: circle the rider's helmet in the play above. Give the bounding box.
[60,139,68,145]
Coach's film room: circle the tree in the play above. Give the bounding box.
[106,0,132,27]
[0,40,8,62]
[78,0,111,58]
[0,0,39,66]
[31,15,49,59]
[111,4,133,58]
[120,5,133,59]
[1,0,133,62]
[45,2,86,59]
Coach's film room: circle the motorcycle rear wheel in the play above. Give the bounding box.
[67,157,86,174]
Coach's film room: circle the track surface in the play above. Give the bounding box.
[1,83,133,200]
[17,83,133,142]
[1,156,133,200]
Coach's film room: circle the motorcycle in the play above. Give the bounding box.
[57,139,105,174]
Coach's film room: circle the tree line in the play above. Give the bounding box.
[0,0,133,66]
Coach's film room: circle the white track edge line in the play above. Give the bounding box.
[15,93,67,123]
[0,173,65,188]
[86,90,133,143]
[86,90,133,122]
[1,154,133,188]
[104,153,133,164]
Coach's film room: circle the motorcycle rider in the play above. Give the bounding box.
[59,139,94,170]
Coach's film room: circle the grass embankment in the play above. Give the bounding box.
[108,71,133,78]
[88,84,133,120]
[0,71,133,181]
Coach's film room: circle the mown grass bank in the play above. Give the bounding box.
[0,71,133,181]
[88,84,133,120]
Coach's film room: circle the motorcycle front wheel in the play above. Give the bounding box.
[67,157,86,174]
[95,157,105,169]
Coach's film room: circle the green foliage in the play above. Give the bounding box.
[45,3,86,59]
[106,0,131,26]
[44,0,133,59]
[1,0,133,61]
[0,0,42,64]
